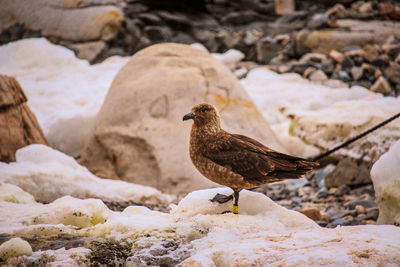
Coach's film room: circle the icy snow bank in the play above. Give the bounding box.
[371,139,400,225]
[1,187,399,266]
[0,38,129,157]
[0,144,171,206]
[241,68,400,160]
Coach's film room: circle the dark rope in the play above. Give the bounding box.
[313,111,400,162]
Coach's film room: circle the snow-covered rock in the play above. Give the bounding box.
[0,38,129,157]
[0,238,32,261]
[0,144,171,206]
[241,68,400,160]
[1,187,399,266]
[371,139,400,226]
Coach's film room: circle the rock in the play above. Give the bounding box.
[370,76,392,95]
[355,205,366,215]
[329,50,345,63]
[299,208,322,221]
[307,13,330,29]
[345,200,377,210]
[350,66,363,81]
[341,56,354,70]
[325,159,371,189]
[80,43,285,194]
[144,26,172,42]
[384,63,400,85]
[331,70,351,82]
[256,36,283,65]
[371,140,400,226]
[370,57,390,70]
[0,75,47,163]
[0,0,123,42]
[299,53,328,65]
[275,0,295,15]
[68,41,106,63]
[309,70,328,82]
[296,20,400,55]
[0,237,32,261]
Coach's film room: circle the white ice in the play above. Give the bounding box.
[371,139,400,225]
[0,38,129,157]
[0,144,171,205]
[1,186,399,266]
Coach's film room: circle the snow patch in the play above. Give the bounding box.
[371,139,400,225]
[1,187,399,266]
[241,68,400,159]
[0,38,129,157]
[0,144,171,206]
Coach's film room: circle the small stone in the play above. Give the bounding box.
[275,0,295,15]
[329,50,344,63]
[355,205,366,215]
[320,211,331,222]
[350,66,363,81]
[384,64,400,85]
[303,67,316,78]
[322,79,347,88]
[308,13,330,29]
[277,64,291,73]
[299,52,328,64]
[299,208,322,221]
[345,200,377,210]
[309,70,328,82]
[331,70,351,82]
[329,187,340,196]
[371,57,390,69]
[370,76,392,95]
[341,56,354,70]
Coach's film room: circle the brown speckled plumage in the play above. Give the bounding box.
[183,103,318,213]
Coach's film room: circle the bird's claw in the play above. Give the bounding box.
[210,193,233,204]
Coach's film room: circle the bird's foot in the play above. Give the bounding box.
[210,193,233,204]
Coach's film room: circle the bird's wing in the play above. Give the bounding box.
[202,132,317,181]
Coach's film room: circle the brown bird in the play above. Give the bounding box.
[183,103,318,214]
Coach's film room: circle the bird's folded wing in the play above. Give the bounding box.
[202,132,315,181]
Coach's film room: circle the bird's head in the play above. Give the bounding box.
[183,103,221,129]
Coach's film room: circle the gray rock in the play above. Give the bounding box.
[325,158,371,188]
[309,70,328,82]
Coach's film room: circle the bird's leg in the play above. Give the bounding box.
[210,193,233,204]
[232,191,239,214]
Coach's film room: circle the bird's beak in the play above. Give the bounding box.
[183,112,195,121]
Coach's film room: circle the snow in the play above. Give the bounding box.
[0,144,171,206]
[241,68,400,159]
[370,139,400,225]
[0,38,129,157]
[0,238,32,261]
[1,187,399,266]
[0,183,36,204]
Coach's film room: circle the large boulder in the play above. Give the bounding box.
[0,75,47,162]
[371,139,400,226]
[0,0,123,42]
[80,43,285,194]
